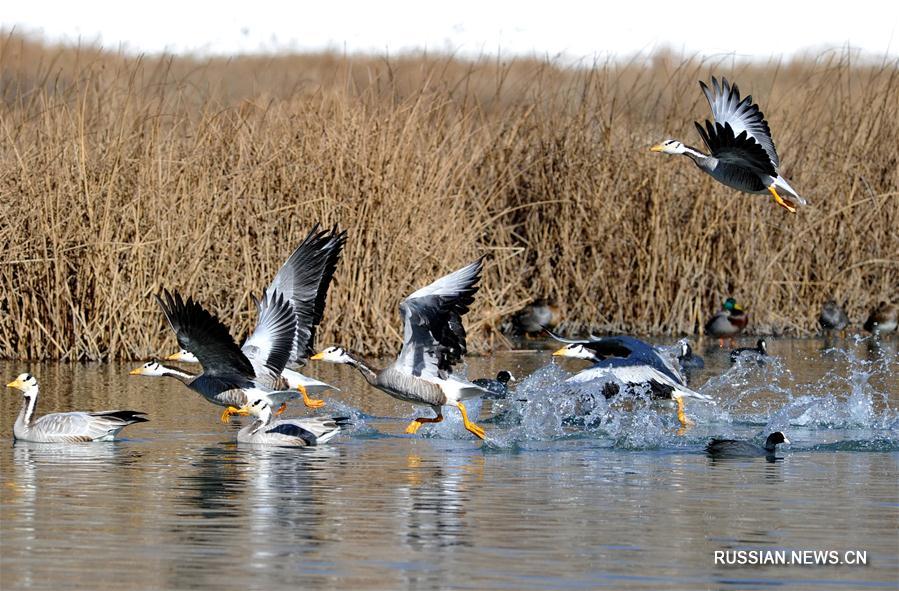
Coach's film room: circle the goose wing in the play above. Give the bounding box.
[240,290,299,380]
[265,225,347,366]
[700,77,779,168]
[156,289,255,380]
[394,257,484,379]
[695,121,777,178]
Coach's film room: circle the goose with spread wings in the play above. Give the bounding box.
[130,289,303,422]
[310,258,490,440]
[551,333,714,430]
[166,225,347,408]
[651,77,805,213]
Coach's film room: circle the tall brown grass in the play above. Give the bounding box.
[1,33,897,361]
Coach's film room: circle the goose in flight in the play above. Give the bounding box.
[130,290,302,422]
[652,77,805,213]
[311,258,490,440]
[7,373,147,442]
[550,333,714,430]
[166,225,346,408]
[230,397,348,446]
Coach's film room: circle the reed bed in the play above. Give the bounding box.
[1,33,897,361]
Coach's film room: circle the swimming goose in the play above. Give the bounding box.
[7,373,148,443]
[473,370,515,399]
[730,338,768,363]
[231,397,348,446]
[131,289,302,422]
[550,333,714,429]
[819,299,849,334]
[706,431,790,458]
[652,77,805,213]
[167,225,346,408]
[705,297,748,346]
[311,258,490,440]
[863,301,898,335]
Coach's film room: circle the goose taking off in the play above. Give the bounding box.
[131,290,303,422]
[311,258,490,440]
[167,225,346,408]
[651,77,805,213]
[230,397,348,446]
[550,333,714,430]
[7,373,147,443]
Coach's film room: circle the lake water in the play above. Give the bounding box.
[1,337,897,590]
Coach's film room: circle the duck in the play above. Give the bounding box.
[705,297,748,347]
[550,333,715,430]
[706,431,790,458]
[230,397,348,446]
[730,338,768,363]
[7,373,148,443]
[651,77,806,213]
[511,298,560,336]
[818,299,849,334]
[130,290,304,422]
[677,341,705,370]
[166,224,346,408]
[311,258,490,440]
[863,302,898,335]
[472,370,515,399]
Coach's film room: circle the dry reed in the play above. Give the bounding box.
[1,33,897,361]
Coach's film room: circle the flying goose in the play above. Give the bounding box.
[130,289,302,422]
[230,397,348,446]
[706,431,790,458]
[652,77,805,213]
[311,258,490,440]
[705,297,748,347]
[7,373,148,442]
[167,225,347,408]
[550,333,714,430]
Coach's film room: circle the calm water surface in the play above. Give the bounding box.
[1,338,897,590]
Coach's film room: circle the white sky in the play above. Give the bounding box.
[4,0,899,60]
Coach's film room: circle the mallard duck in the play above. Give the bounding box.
[230,397,348,446]
[863,302,898,335]
[311,259,490,440]
[7,373,147,443]
[651,77,805,213]
[706,431,789,458]
[730,338,768,363]
[511,298,560,336]
[166,225,346,408]
[819,299,849,333]
[130,290,303,422]
[472,370,515,399]
[705,297,748,347]
[550,333,714,430]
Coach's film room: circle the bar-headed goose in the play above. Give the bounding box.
[230,396,348,446]
[652,77,805,213]
[131,289,302,422]
[550,333,714,430]
[166,225,346,408]
[311,258,490,440]
[7,373,147,443]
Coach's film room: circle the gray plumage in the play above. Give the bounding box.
[9,374,147,443]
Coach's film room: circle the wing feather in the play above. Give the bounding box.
[700,77,779,167]
[695,121,777,178]
[240,290,298,379]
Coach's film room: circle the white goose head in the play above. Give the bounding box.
[6,373,38,395]
[310,346,355,365]
[650,139,687,155]
[166,349,199,363]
